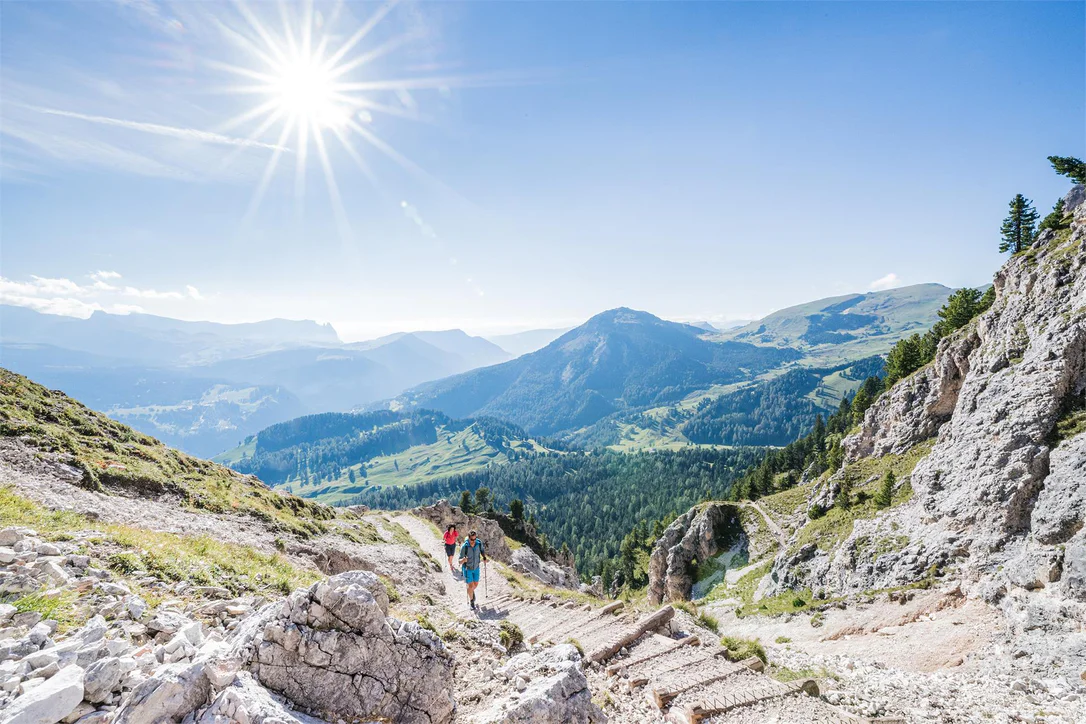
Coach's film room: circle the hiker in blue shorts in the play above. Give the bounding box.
[458,528,488,610]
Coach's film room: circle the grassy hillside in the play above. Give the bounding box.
[720,284,950,365]
[0,367,335,538]
[567,357,884,451]
[215,409,561,504]
[277,423,553,504]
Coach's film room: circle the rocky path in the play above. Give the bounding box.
[737,501,786,546]
[395,511,829,723]
[392,514,513,617]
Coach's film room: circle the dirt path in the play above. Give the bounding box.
[393,513,513,619]
[739,500,787,546]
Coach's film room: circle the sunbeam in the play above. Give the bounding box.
[212,0,443,224]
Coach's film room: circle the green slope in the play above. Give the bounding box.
[0,367,335,537]
[215,409,561,504]
[718,283,951,365]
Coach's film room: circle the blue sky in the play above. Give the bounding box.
[1,1,1082,340]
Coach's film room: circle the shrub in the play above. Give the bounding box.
[775,636,792,644]
[106,552,142,575]
[499,620,524,650]
[695,611,719,634]
[720,635,767,664]
[380,576,401,603]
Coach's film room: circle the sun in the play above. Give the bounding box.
[210,0,452,229]
[270,54,346,128]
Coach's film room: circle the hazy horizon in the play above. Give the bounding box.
[2,1,1082,340]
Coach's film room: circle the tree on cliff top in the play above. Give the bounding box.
[999,194,1038,255]
[1048,156,1086,186]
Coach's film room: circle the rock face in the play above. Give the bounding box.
[478,644,604,723]
[1,662,84,724]
[842,331,977,461]
[412,500,513,563]
[648,503,746,604]
[774,185,1086,672]
[236,570,455,724]
[509,547,579,589]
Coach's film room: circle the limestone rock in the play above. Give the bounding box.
[112,661,211,724]
[0,663,84,724]
[510,547,578,590]
[197,673,315,724]
[477,644,603,723]
[781,184,1086,674]
[234,571,454,724]
[648,503,746,603]
[83,656,135,703]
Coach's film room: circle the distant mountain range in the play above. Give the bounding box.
[387,284,953,442]
[391,308,800,435]
[484,328,572,358]
[0,306,510,457]
[0,283,954,459]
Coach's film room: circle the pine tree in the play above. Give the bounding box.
[1048,156,1086,185]
[458,490,474,514]
[935,288,984,333]
[475,486,491,512]
[875,470,895,508]
[509,498,524,521]
[885,334,925,385]
[812,415,826,454]
[1039,198,1067,233]
[850,386,871,422]
[835,469,853,510]
[999,194,1039,254]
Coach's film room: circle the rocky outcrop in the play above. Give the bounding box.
[478,644,604,723]
[648,503,746,604]
[509,547,579,589]
[235,570,455,724]
[843,330,977,462]
[412,501,513,563]
[776,185,1086,672]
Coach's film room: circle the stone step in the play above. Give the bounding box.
[666,676,819,724]
[493,596,539,616]
[526,609,600,644]
[529,602,625,647]
[626,643,722,682]
[648,657,754,709]
[506,601,563,631]
[568,613,640,651]
[521,601,599,639]
[530,601,622,642]
[627,648,726,690]
[607,635,699,677]
[587,606,675,663]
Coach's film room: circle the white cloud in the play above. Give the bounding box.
[0,273,199,317]
[122,286,184,299]
[869,273,901,291]
[21,105,288,152]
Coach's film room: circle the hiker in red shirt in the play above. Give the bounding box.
[443,524,460,572]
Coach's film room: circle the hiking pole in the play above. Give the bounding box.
[484,561,488,600]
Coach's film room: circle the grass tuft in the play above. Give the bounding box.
[720,635,767,664]
[499,620,524,650]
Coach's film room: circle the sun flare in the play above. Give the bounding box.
[270,55,346,128]
[210,0,453,229]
